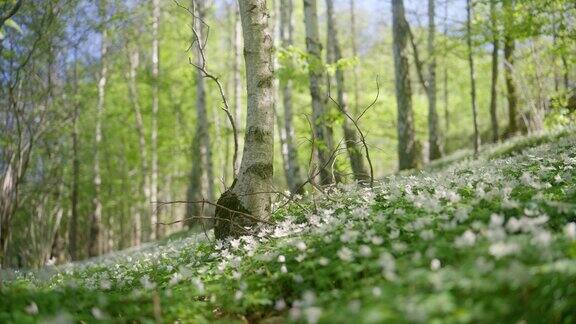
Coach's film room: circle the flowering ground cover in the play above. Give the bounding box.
[2,129,576,323]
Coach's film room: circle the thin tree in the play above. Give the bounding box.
[89,0,108,257]
[233,2,242,174]
[325,0,369,182]
[213,0,275,239]
[489,0,499,142]
[125,43,146,246]
[503,0,518,137]
[186,0,215,228]
[149,0,161,240]
[69,47,80,260]
[427,0,442,160]
[392,0,418,170]
[303,0,335,184]
[466,0,480,156]
[349,0,360,114]
[279,0,305,193]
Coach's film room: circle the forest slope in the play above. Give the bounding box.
[2,129,576,323]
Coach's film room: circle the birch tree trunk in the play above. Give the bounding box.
[489,0,499,143]
[392,0,418,170]
[427,0,442,161]
[186,0,215,228]
[214,0,274,239]
[303,0,335,185]
[503,0,518,137]
[325,0,369,182]
[89,0,108,257]
[280,0,305,193]
[466,0,480,156]
[150,0,160,240]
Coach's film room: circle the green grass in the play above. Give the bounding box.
[2,128,576,323]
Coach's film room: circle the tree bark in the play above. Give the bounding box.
[503,0,518,137]
[466,0,480,156]
[279,0,305,194]
[427,0,442,160]
[325,0,369,182]
[186,0,215,229]
[214,0,274,239]
[150,0,161,240]
[489,0,499,143]
[89,0,108,257]
[303,0,335,185]
[392,0,418,170]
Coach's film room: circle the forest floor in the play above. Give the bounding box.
[2,128,576,323]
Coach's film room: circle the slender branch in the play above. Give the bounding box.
[174,0,239,176]
[152,199,274,226]
[327,78,378,188]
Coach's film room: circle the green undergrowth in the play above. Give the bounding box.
[2,128,576,323]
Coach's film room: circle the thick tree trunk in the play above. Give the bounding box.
[186,0,215,229]
[214,0,274,239]
[427,0,442,161]
[325,0,369,182]
[489,0,499,143]
[126,47,146,246]
[392,0,418,170]
[89,0,108,257]
[503,0,518,137]
[150,0,161,240]
[466,0,480,156]
[303,0,335,185]
[279,0,305,194]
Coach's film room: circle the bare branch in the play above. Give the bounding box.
[174,0,239,176]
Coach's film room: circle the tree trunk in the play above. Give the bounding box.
[325,0,369,182]
[392,0,418,170]
[89,0,108,257]
[442,0,449,135]
[126,46,146,246]
[279,0,305,194]
[303,0,335,185]
[69,48,80,260]
[427,0,442,161]
[489,0,499,143]
[233,3,242,175]
[466,0,480,156]
[186,0,215,229]
[213,0,274,239]
[150,0,161,240]
[349,0,360,115]
[503,0,518,137]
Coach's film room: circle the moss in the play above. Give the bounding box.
[213,184,253,240]
[246,126,271,144]
[245,162,273,179]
